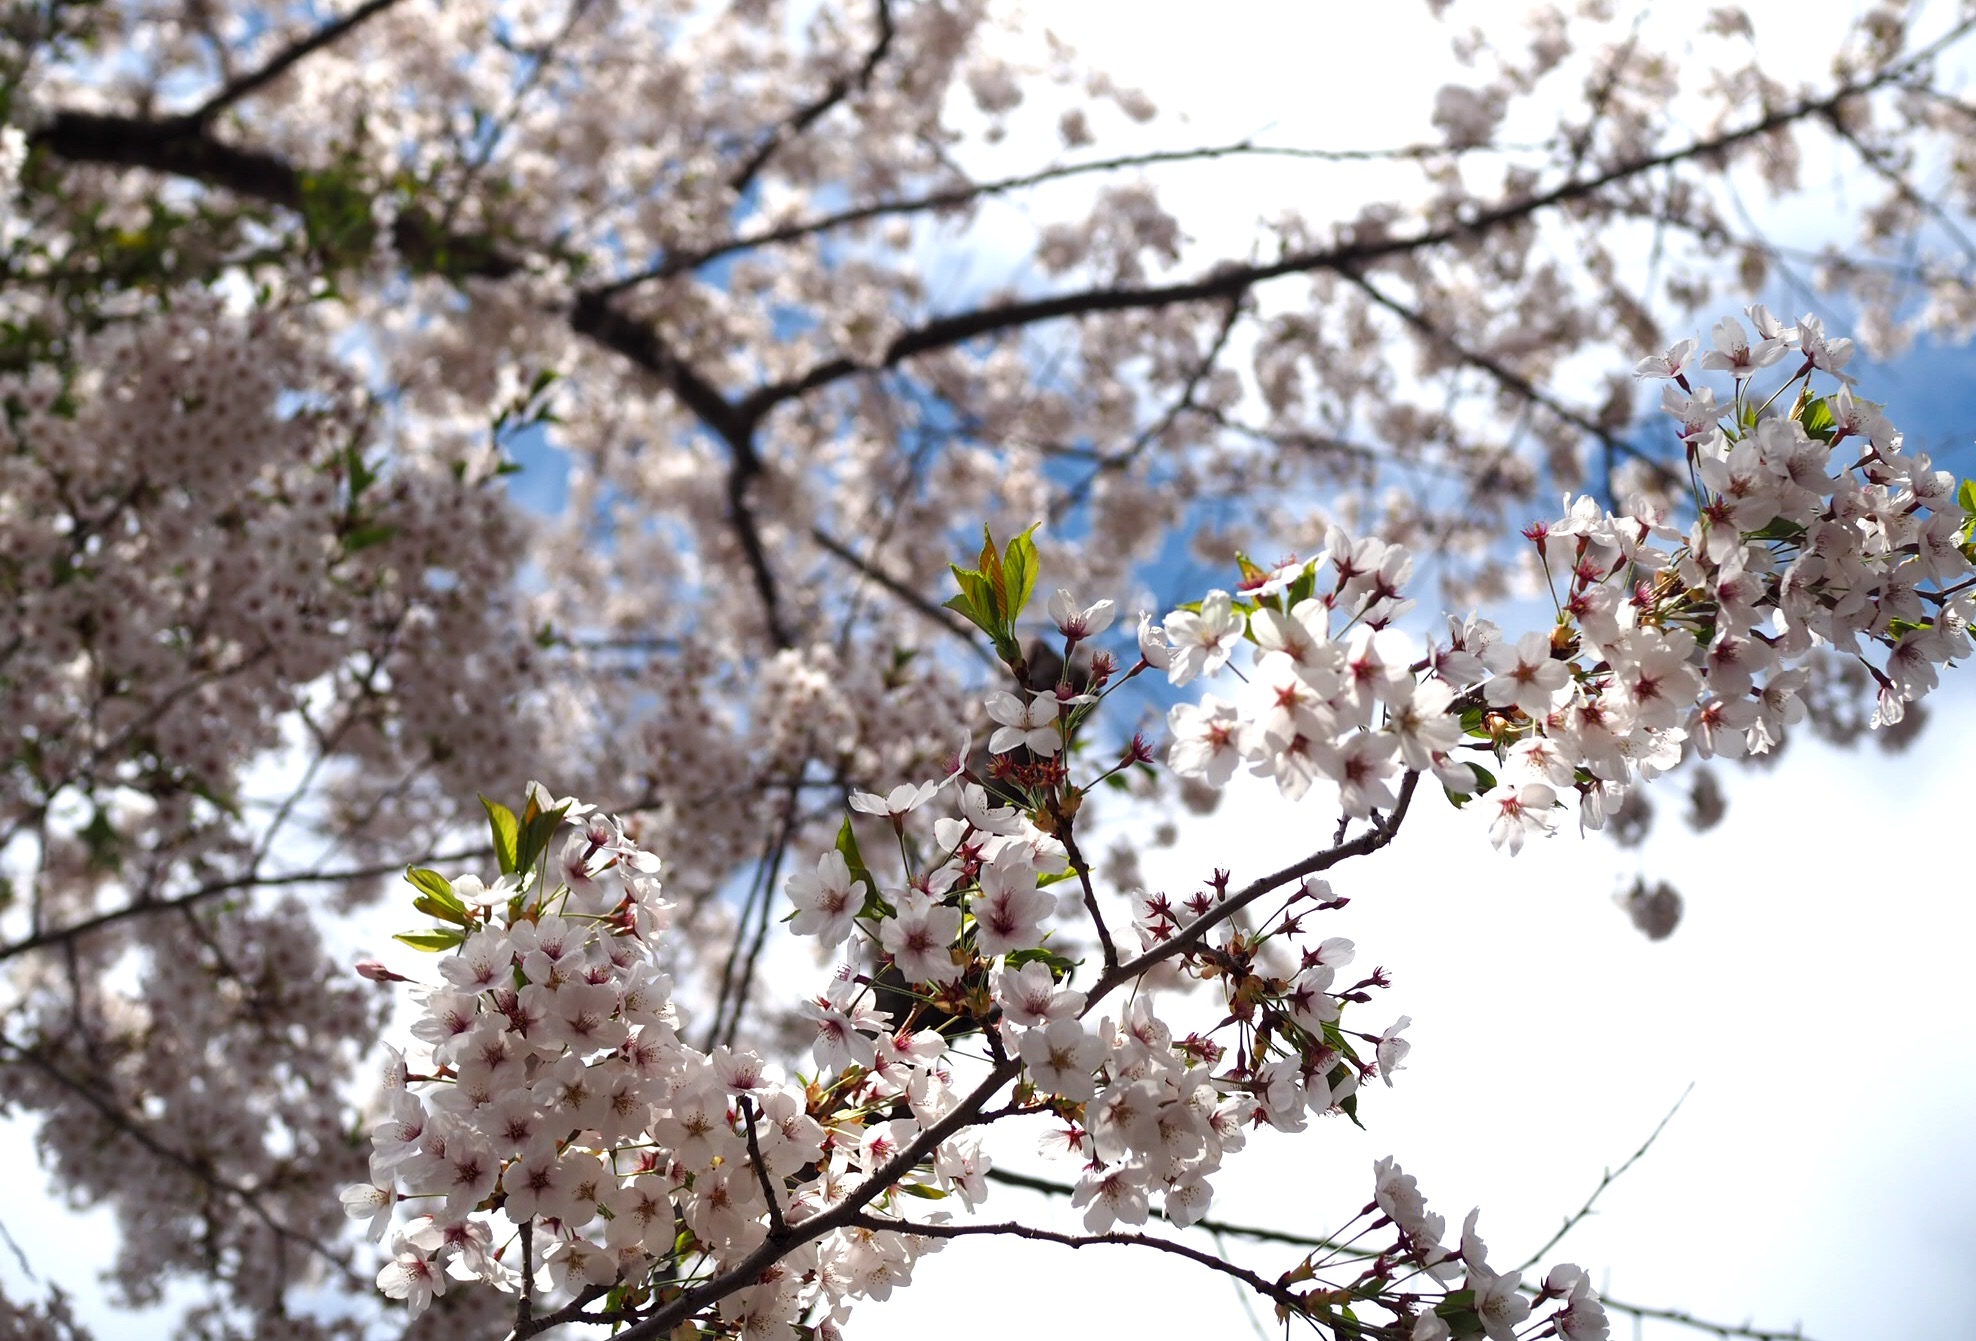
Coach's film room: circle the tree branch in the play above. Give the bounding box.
[610,138,1532,293]
[188,0,411,123]
[1335,264,1684,490]
[1053,296,1242,523]
[0,850,488,964]
[726,0,894,197]
[984,1167,1369,1255]
[735,35,1972,419]
[835,1212,1341,1329]
[1099,772,1419,997]
[807,525,982,645]
[1512,1084,1692,1272]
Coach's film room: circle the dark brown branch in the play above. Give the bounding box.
[726,0,895,197]
[0,850,488,964]
[610,138,1533,293]
[189,0,411,122]
[834,1213,1340,1329]
[1101,772,1419,997]
[735,35,1972,420]
[563,297,790,646]
[807,525,981,644]
[28,111,525,281]
[1055,821,1118,971]
[738,1098,789,1239]
[984,1167,1368,1255]
[1335,265,1684,489]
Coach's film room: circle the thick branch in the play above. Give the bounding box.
[28,111,524,281]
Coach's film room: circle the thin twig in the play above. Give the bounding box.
[1513,1083,1694,1273]
[0,849,489,963]
[1337,265,1683,490]
[1056,822,1118,972]
[835,1213,1329,1325]
[738,1098,788,1238]
[984,1167,1369,1256]
[188,0,410,122]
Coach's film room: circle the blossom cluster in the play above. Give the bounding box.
[1155,309,1973,853]
[1355,1158,1608,1341]
[348,788,995,1333]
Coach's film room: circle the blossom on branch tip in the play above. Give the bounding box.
[849,779,941,820]
[984,689,1061,755]
[1049,588,1116,640]
[1162,589,1243,685]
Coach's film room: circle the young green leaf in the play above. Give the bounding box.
[393,927,467,952]
[516,803,571,876]
[1001,523,1041,622]
[480,796,520,875]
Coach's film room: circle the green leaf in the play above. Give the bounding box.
[896,1182,949,1200]
[394,927,467,952]
[1443,761,1495,808]
[341,522,398,553]
[1285,559,1319,609]
[1744,516,1806,543]
[406,866,459,905]
[480,796,520,876]
[977,526,1010,616]
[1001,523,1042,623]
[406,867,470,922]
[516,803,571,876]
[835,818,891,918]
[944,570,996,636]
[343,442,378,499]
[1005,945,1082,977]
[1336,1086,1364,1131]
[413,894,471,926]
[1798,394,1836,440]
[81,809,122,873]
